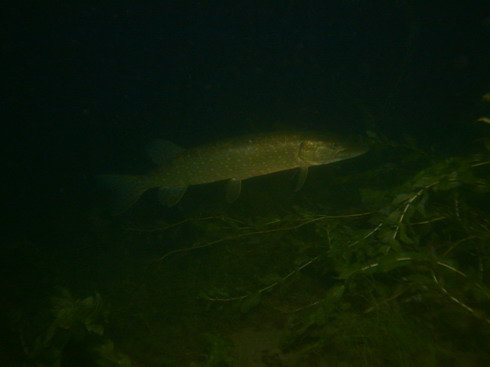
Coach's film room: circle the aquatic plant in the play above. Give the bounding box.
[20,288,131,367]
[131,134,490,366]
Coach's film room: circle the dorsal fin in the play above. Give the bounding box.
[146,139,185,165]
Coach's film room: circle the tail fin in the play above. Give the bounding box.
[97,174,150,214]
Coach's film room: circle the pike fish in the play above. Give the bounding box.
[99,132,368,211]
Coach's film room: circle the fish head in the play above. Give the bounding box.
[298,134,369,165]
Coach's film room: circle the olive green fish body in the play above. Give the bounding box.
[152,133,309,187]
[100,132,367,211]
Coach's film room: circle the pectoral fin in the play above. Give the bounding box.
[294,166,309,192]
[226,178,242,203]
[158,186,187,207]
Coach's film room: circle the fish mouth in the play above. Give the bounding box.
[342,137,370,157]
[353,143,370,156]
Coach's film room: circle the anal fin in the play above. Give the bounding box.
[158,186,187,207]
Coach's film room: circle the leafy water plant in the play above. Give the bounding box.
[21,288,131,367]
[123,135,490,366]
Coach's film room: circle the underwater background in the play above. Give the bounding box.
[3,1,490,366]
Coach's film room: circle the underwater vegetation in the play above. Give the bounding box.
[17,288,131,367]
[9,131,490,367]
[112,131,490,366]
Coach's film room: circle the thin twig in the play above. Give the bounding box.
[203,258,318,302]
[431,271,490,325]
[156,212,372,261]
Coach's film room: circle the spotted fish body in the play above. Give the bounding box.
[100,132,367,211]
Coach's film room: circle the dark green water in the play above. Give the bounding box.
[4,1,490,366]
